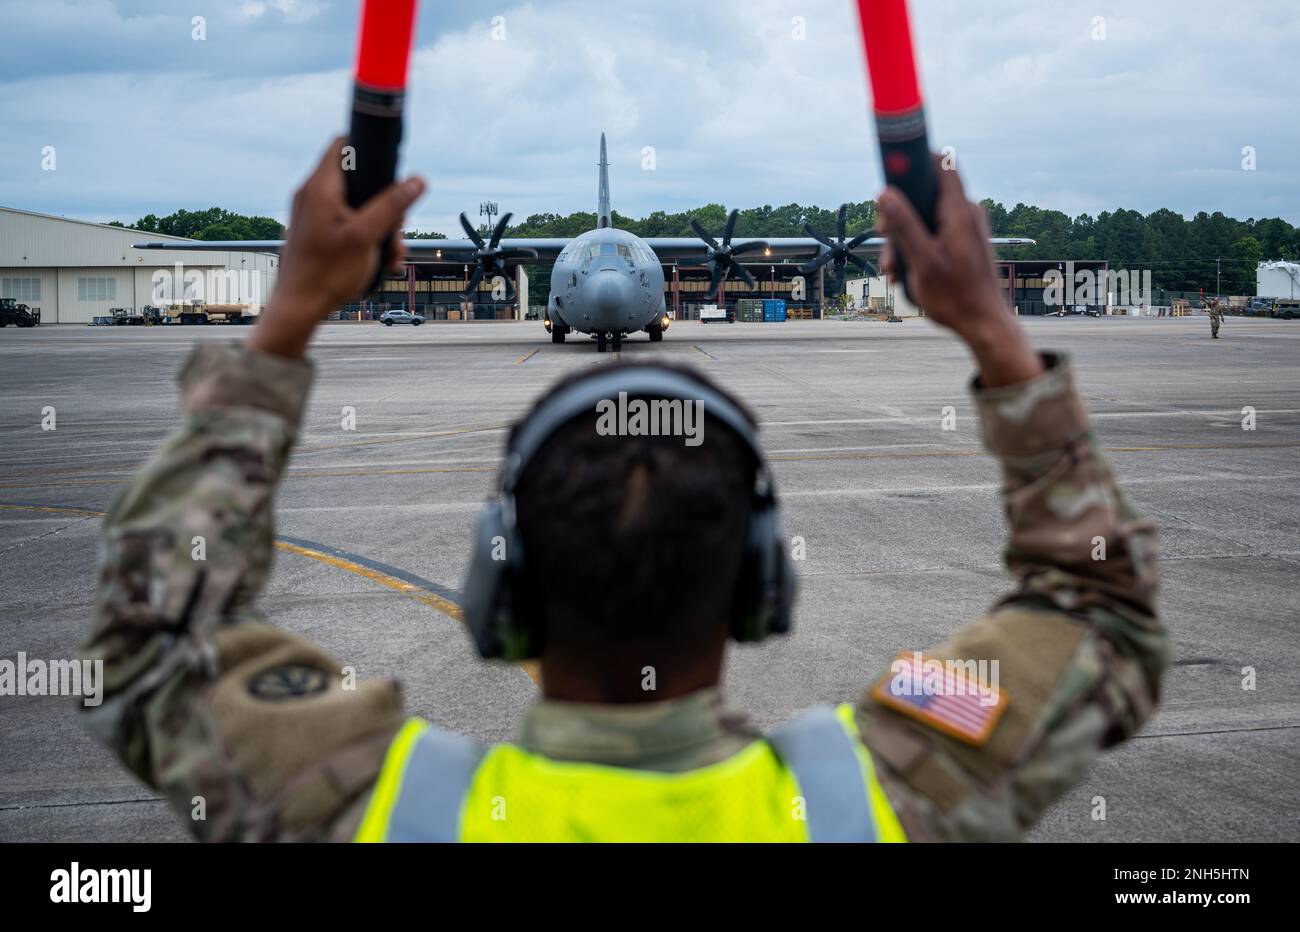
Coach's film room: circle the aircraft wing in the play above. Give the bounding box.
[132,238,572,262]
[133,235,1035,266]
[639,236,1036,264]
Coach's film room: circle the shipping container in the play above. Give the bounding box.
[762,298,787,322]
[736,298,764,322]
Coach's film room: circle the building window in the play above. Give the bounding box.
[1,278,40,302]
[78,277,116,301]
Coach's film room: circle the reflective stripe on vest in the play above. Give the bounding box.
[769,704,880,842]
[355,719,485,843]
[355,703,905,843]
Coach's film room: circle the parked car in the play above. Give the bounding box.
[380,310,425,326]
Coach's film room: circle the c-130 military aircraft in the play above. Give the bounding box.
[139,133,1034,352]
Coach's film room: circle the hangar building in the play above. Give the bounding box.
[1257,261,1300,300]
[0,207,278,324]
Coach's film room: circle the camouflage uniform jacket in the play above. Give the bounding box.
[83,342,1166,842]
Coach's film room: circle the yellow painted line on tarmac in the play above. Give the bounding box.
[690,344,716,360]
[272,540,464,620]
[0,502,105,518]
[514,348,539,365]
[0,502,540,686]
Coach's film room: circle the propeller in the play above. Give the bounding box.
[447,211,538,301]
[690,209,767,300]
[798,204,877,297]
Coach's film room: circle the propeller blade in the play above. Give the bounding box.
[462,265,485,297]
[847,254,876,274]
[483,257,515,300]
[728,240,768,256]
[803,222,833,249]
[846,230,876,249]
[735,264,758,290]
[704,264,726,300]
[830,262,847,297]
[489,211,512,249]
[459,213,485,248]
[799,250,837,274]
[722,209,738,245]
[837,204,848,241]
[690,218,720,251]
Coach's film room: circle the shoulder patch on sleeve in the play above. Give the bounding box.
[871,652,1010,747]
[249,664,329,700]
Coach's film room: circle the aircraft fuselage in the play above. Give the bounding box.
[548,227,666,338]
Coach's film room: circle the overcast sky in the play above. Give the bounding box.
[1,0,1296,234]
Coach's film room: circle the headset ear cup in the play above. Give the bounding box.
[731,500,794,643]
[462,501,532,660]
[730,522,759,643]
[769,527,796,637]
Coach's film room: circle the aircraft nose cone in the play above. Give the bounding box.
[587,271,634,319]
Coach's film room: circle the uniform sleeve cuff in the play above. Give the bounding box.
[972,352,1090,459]
[179,343,314,426]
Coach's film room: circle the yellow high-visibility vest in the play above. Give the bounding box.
[356,703,906,843]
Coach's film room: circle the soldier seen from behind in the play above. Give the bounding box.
[82,142,1167,842]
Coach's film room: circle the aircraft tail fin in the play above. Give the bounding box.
[597,133,611,229]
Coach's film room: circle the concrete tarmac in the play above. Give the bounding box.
[0,315,1296,842]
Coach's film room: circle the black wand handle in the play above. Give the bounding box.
[876,108,937,305]
[346,83,404,293]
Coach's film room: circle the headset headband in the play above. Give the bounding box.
[501,365,768,494]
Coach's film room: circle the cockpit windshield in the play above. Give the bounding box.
[584,242,634,262]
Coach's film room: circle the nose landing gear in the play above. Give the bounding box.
[596,331,622,353]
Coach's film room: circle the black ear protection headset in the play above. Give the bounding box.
[461,365,796,662]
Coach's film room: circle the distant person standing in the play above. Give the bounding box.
[1205,298,1224,338]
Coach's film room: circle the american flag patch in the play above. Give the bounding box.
[871,651,1008,746]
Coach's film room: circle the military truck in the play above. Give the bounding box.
[156,302,259,325]
[0,297,38,327]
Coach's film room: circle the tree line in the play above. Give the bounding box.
[109,208,284,242]
[114,200,1298,295]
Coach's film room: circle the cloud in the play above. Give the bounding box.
[238,0,328,23]
[0,0,1297,232]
